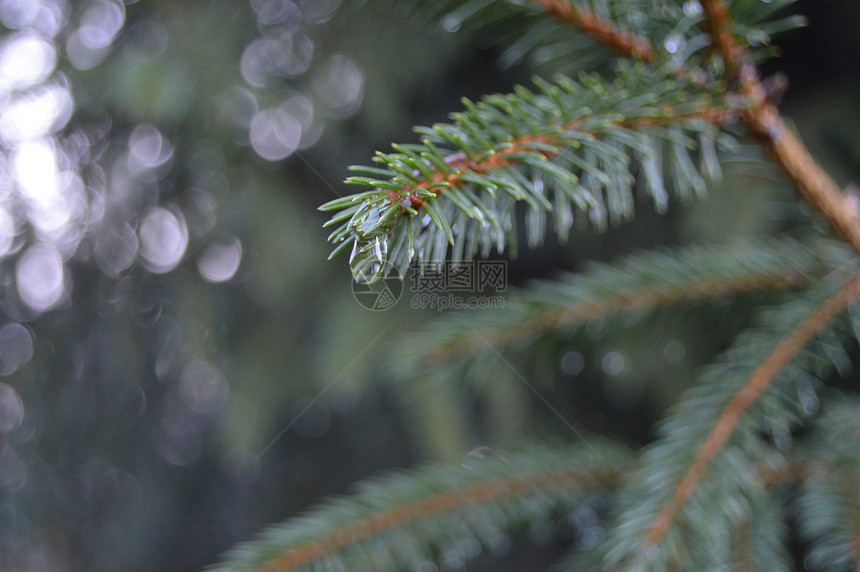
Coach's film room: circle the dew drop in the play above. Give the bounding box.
[663,33,685,55]
[441,16,460,33]
[801,394,819,415]
[683,0,702,17]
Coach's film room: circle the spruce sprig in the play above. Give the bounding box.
[322,63,743,282]
[209,443,632,572]
[392,237,824,375]
[410,0,803,71]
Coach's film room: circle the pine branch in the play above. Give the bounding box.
[395,238,822,371]
[322,65,743,281]
[406,0,662,72]
[324,1,812,282]
[209,443,631,572]
[698,0,860,255]
[529,0,654,62]
[646,275,860,546]
[411,0,801,74]
[597,274,860,569]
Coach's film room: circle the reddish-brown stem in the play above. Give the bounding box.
[748,103,860,254]
[531,0,654,61]
[540,0,860,255]
[390,105,738,210]
[388,132,556,207]
[256,467,621,572]
[700,0,860,255]
[253,459,831,571]
[423,265,811,366]
[699,0,743,69]
[646,275,860,545]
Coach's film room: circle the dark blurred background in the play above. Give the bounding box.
[0,0,857,570]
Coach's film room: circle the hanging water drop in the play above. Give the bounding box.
[441,16,460,33]
[663,33,685,55]
[683,1,702,17]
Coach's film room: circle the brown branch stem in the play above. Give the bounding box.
[391,104,738,210]
[748,103,860,254]
[256,467,622,572]
[699,0,742,69]
[700,0,860,255]
[531,0,654,61]
[250,459,818,571]
[422,264,811,366]
[646,274,860,545]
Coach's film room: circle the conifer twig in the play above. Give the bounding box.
[423,264,811,365]
[699,0,860,255]
[255,467,622,572]
[645,274,860,545]
[530,0,654,61]
[387,105,736,211]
